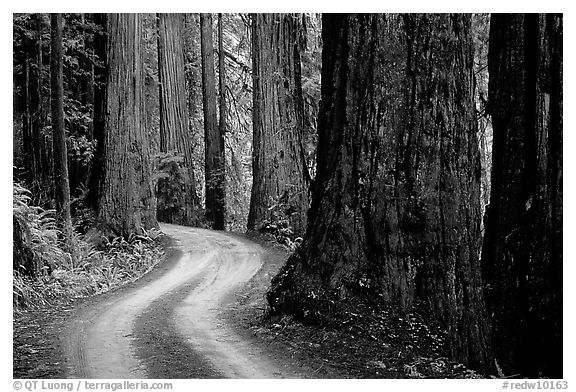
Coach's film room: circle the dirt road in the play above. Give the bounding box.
[64,224,303,378]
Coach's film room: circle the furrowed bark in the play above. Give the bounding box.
[156,13,200,225]
[97,13,157,236]
[268,13,495,374]
[248,13,310,236]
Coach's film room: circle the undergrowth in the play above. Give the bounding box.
[260,299,481,378]
[254,193,306,252]
[13,181,165,311]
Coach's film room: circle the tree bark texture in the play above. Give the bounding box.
[156,13,200,225]
[482,13,563,378]
[200,13,226,230]
[183,14,202,138]
[268,14,494,374]
[50,13,72,230]
[247,13,310,236]
[97,13,157,236]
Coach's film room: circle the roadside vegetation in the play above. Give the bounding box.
[13,181,165,312]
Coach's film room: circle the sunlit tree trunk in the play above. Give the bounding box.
[97,13,157,236]
[156,13,200,225]
[248,13,310,236]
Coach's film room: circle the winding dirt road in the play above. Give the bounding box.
[64,224,303,379]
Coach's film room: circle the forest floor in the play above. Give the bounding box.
[229,234,483,379]
[14,224,481,379]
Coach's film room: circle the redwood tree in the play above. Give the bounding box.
[268,14,494,374]
[247,13,310,236]
[50,13,72,231]
[200,13,226,229]
[97,13,157,236]
[156,13,200,225]
[87,13,108,210]
[482,13,563,378]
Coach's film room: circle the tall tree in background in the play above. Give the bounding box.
[218,13,227,167]
[482,13,563,378]
[79,13,95,139]
[97,13,157,236]
[21,14,51,193]
[50,13,72,233]
[200,13,226,230]
[87,14,108,211]
[64,13,97,198]
[268,14,494,374]
[248,14,310,236]
[156,13,200,225]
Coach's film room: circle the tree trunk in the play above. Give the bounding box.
[22,14,46,191]
[183,14,202,137]
[87,13,108,211]
[80,13,95,139]
[200,13,226,230]
[156,13,200,226]
[482,13,563,378]
[22,52,33,183]
[50,13,72,232]
[268,14,494,374]
[218,13,226,159]
[97,13,157,236]
[247,13,310,236]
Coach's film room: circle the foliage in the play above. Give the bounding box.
[300,14,322,177]
[473,13,493,212]
[13,13,99,199]
[13,182,67,278]
[153,151,203,226]
[13,181,165,311]
[256,191,306,251]
[259,299,481,378]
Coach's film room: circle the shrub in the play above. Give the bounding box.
[13,181,165,311]
[13,182,66,277]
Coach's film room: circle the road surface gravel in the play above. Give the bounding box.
[64,223,303,379]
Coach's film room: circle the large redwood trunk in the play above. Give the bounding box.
[268,14,494,374]
[247,13,310,236]
[156,13,200,226]
[482,13,563,378]
[97,13,157,236]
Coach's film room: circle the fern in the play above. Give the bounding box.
[13,181,164,310]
